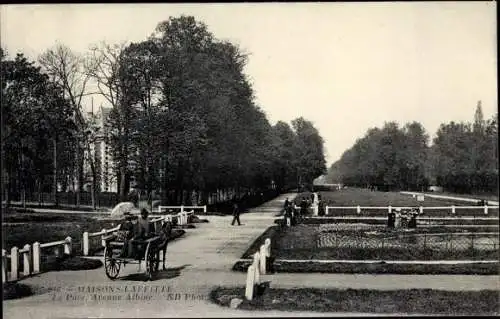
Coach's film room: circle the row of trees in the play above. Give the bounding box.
[1,16,327,208]
[328,102,498,194]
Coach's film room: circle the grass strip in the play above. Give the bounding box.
[210,286,499,315]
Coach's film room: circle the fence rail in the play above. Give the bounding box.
[3,237,72,283]
[157,205,207,214]
[325,205,499,216]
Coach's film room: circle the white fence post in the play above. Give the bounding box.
[388,205,392,213]
[64,237,72,255]
[419,206,423,215]
[259,245,266,275]
[83,232,89,256]
[32,242,40,274]
[23,244,31,276]
[253,252,260,284]
[484,205,488,215]
[245,265,255,300]
[356,205,361,214]
[2,249,6,283]
[204,205,207,214]
[181,205,184,214]
[101,229,107,247]
[451,205,456,214]
[10,247,18,281]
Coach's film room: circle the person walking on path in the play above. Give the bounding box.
[231,202,241,226]
[283,198,290,214]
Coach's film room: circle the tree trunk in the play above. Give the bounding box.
[90,160,97,210]
[119,163,127,202]
[53,138,59,207]
[4,171,11,208]
[75,143,81,208]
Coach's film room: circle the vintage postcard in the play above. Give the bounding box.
[1,2,498,318]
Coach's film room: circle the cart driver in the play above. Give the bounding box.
[118,212,138,258]
[131,208,153,259]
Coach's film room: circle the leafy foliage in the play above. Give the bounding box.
[328,102,498,194]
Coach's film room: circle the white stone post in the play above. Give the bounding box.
[204,205,207,214]
[388,205,392,213]
[10,247,18,281]
[484,205,488,215]
[245,265,255,300]
[2,249,6,283]
[23,244,31,276]
[259,245,266,275]
[451,205,456,214]
[64,237,72,255]
[286,217,291,227]
[181,205,184,214]
[101,228,107,247]
[419,206,423,215]
[32,242,40,274]
[265,238,271,257]
[253,252,260,284]
[356,205,361,214]
[83,232,89,256]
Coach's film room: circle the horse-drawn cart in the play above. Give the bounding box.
[102,234,163,280]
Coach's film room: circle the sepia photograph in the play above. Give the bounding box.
[1,2,498,317]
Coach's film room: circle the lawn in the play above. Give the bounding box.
[2,211,116,254]
[210,287,499,315]
[2,209,186,254]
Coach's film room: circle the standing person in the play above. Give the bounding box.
[300,197,308,218]
[283,198,291,216]
[231,202,241,226]
[284,198,290,211]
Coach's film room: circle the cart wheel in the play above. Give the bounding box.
[104,246,121,280]
[145,247,159,280]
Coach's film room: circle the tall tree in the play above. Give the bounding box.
[86,41,131,201]
[291,117,327,189]
[39,44,92,207]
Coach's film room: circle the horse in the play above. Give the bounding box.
[156,221,172,270]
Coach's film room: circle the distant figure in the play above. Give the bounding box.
[387,210,396,228]
[284,198,290,211]
[300,198,308,216]
[231,202,241,226]
[318,199,325,216]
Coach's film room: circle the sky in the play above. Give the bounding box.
[1,2,497,166]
